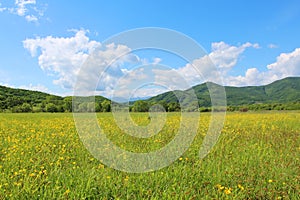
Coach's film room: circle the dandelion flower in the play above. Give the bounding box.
[224,188,232,194]
[238,184,244,190]
[64,189,70,195]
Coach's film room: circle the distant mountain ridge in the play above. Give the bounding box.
[0,77,299,112]
[146,77,300,106]
[225,77,300,105]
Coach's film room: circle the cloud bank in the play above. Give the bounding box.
[23,30,300,98]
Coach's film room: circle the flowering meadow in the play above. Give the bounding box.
[0,112,299,199]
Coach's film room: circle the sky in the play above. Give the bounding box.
[0,0,300,99]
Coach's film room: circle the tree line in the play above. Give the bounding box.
[1,96,300,113]
[0,98,182,113]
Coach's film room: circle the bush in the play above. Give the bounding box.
[46,103,58,113]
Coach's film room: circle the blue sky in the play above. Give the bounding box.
[0,0,300,98]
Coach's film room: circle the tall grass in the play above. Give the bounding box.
[0,112,299,199]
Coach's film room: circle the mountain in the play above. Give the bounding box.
[146,77,300,107]
[0,77,299,112]
[0,85,110,112]
[0,85,62,105]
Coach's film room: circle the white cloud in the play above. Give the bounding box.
[266,48,300,77]
[15,0,36,16]
[75,42,139,95]
[225,48,300,86]
[0,82,51,94]
[24,29,142,97]
[23,30,102,90]
[152,42,298,89]
[226,68,265,86]
[210,41,259,69]
[153,57,162,65]
[25,35,267,97]
[0,3,7,12]
[130,87,168,98]
[25,14,38,22]
[23,32,300,98]
[0,0,45,22]
[152,41,259,89]
[111,68,152,99]
[268,44,278,49]
[153,68,193,91]
[19,83,50,93]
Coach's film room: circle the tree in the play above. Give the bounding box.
[40,101,46,112]
[12,106,22,113]
[167,102,180,112]
[63,97,72,112]
[46,103,58,113]
[95,102,101,112]
[132,100,149,112]
[87,102,95,112]
[157,100,168,111]
[21,103,32,112]
[101,100,111,112]
[78,102,88,112]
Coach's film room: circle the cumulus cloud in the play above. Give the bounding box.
[23,31,300,98]
[225,48,300,86]
[111,67,152,99]
[266,48,300,77]
[226,68,265,86]
[153,41,259,89]
[75,42,140,96]
[24,29,142,97]
[210,41,259,69]
[25,35,264,97]
[152,41,299,89]
[23,30,101,89]
[15,0,36,16]
[0,0,45,22]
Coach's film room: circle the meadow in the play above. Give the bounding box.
[0,112,299,199]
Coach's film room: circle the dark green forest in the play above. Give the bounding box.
[0,77,299,113]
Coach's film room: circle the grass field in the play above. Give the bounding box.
[0,112,299,199]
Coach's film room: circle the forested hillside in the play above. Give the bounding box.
[0,77,299,112]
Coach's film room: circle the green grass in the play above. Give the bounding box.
[0,112,299,199]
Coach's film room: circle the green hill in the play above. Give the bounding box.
[0,85,62,112]
[0,86,111,112]
[146,77,300,110]
[0,77,299,112]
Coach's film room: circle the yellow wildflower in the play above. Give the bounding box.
[224,188,231,194]
[216,184,224,190]
[98,164,104,169]
[64,189,70,195]
[238,184,244,190]
[124,176,129,182]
